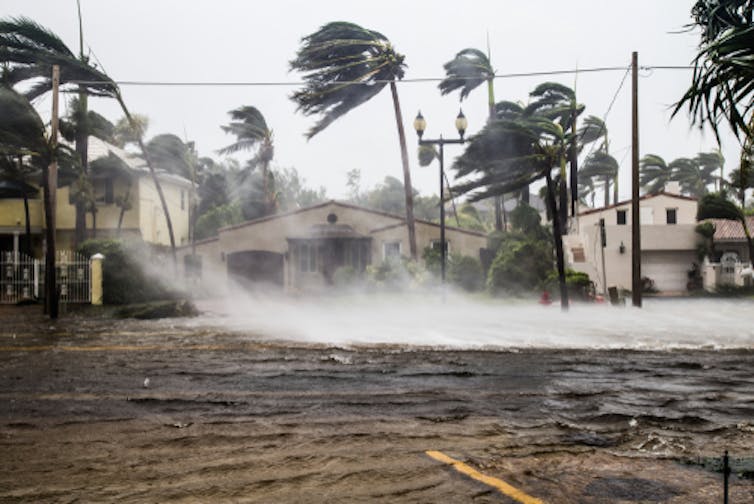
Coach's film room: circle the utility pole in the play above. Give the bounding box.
[631,52,642,308]
[45,65,60,319]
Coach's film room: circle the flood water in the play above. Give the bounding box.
[1,296,753,502]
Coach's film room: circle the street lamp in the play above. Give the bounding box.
[413,109,467,283]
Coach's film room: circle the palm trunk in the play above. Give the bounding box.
[389,81,417,260]
[487,77,504,231]
[545,170,569,310]
[117,94,177,268]
[23,192,31,255]
[116,180,132,236]
[604,176,610,208]
[74,89,88,247]
[569,119,578,216]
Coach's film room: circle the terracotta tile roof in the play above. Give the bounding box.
[708,217,754,241]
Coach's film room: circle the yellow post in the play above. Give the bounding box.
[90,253,104,305]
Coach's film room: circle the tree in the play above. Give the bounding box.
[577,115,619,206]
[273,166,327,211]
[452,112,576,309]
[290,21,418,259]
[580,151,619,207]
[439,47,505,230]
[640,154,673,194]
[696,150,726,191]
[674,0,754,142]
[218,106,275,215]
[672,156,718,197]
[697,192,754,267]
[0,16,179,263]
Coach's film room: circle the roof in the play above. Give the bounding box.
[219,200,486,238]
[708,217,754,241]
[578,191,697,216]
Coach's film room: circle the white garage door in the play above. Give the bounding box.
[642,251,696,292]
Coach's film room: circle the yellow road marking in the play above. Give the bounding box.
[426,450,545,504]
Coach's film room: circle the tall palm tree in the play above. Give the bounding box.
[580,151,620,207]
[674,0,754,142]
[672,156,718,197]
[578,115,619,205]
[218,106,275,215]
[452,114,574,309]
[640,154,673,194]
[0,16,178,263]
[290,21,418,259]
[439,47,505,230]
[696,150,726,191]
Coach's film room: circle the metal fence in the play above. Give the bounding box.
[0,251,91,304]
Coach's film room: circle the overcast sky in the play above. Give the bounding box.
[4,0,741,201]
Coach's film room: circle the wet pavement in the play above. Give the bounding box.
[1,304,753,502]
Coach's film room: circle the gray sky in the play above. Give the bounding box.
[4,0,741,201]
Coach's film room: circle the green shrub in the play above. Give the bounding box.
[78,239,178,305]
[545,269,595,300]
[487,235,554,295]
[449,254,484,292]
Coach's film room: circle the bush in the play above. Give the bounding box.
[487,234,554,295]
[449,254,484,292]
[78,239,179,305]
[544,269,595,301]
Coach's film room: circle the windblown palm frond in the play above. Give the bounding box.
[578,115,608,146]
[438,48,494,101]
[670,156,717,197]
[290,21,406,139]
[640,154,672,194]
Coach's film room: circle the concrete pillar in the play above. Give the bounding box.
[90,253,104,305]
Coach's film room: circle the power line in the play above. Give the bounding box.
[69,64,694,87]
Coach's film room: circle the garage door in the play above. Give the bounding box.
[227,250,284,290]
[641,251,696,292]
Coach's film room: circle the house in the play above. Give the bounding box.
[564,183,700,294]
[700,217,754,289]
[0,136,192,256]
[177,200,488,293]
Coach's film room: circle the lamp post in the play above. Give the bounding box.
[413,109,468,283]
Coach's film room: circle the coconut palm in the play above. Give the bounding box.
[290,21,418,259]
[674,0,754,142]
[580,151,620,207]
[0,16,178,263]
[218,106,275,215]
[696,150,726,191]
[578,115,619,206]
[439,47,504,230]
[452,114,574,309]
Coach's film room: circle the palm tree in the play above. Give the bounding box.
[578,115,619,206]
[580,151,620,207]
[524,82,585,227]
[218,106,275,215]
[290,21,418,259]
[674,0,754,142]
[439,47,504,230]
[696,150,726,191]
[0,16,178,263]
[671,156,718,197]
[640,154,673,194]
[452,114,574,309]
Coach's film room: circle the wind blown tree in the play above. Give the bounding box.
[580,151,619,207]
[696,150,726,191]
[290,21,418,259]
[452,114,576,309]
[0,16,178,263]
[439,47,504,230]
[577,115,620,206]
[640,154,674,194]
[672,156,719,197]
[674,0,754,142]
[218,106,275,215]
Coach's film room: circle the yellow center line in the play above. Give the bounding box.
[426,450,545,504]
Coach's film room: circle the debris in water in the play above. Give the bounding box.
[143,378,150,388]
[629,418,638,428]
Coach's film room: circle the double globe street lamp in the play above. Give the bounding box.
[413,109,468,283]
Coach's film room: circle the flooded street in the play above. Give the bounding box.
[2,298,754,502]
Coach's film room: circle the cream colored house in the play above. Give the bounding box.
[0,136,192,255]
[564,183,700,294]
[178,200,487,293]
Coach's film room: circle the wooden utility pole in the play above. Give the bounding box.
[631,52,642,308]
[46,65,60,319]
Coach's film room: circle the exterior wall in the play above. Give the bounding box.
[567,193,700,294]
[176,238,227,295]
[0,196,44,230]
[370,222,486,265]
[84,174,141,234]
[138,175,190,247]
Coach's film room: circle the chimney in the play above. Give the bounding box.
[663,181,681,194]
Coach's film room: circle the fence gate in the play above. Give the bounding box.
[0,251,91,304]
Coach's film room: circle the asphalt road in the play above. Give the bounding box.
[1,306,753,503]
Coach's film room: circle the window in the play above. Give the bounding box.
[299,244,317,273]
[430,239,450,255]
[383,241,401,260]
[94,178,114,204]
[571,247,586,263]
[666,208,677,225]
[616,209,627,225]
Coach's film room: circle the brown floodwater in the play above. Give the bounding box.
[1,303,753,502]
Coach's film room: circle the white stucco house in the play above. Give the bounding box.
[564,183,701,295]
